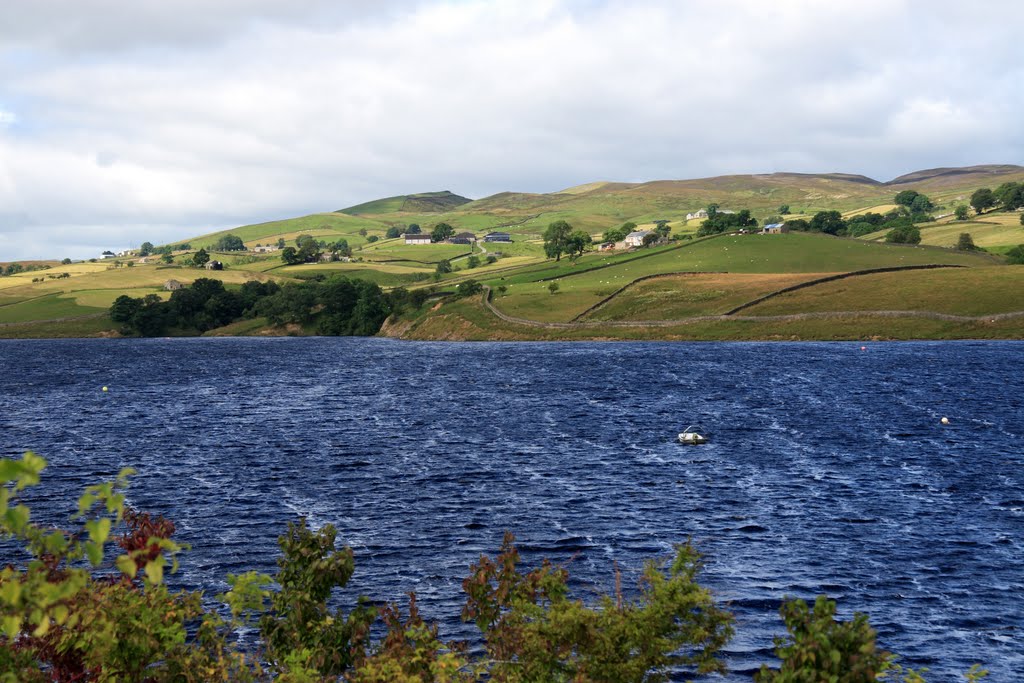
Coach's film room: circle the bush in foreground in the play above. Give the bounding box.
[0,453,986,682]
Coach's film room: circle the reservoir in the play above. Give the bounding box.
[1,338,1021,680]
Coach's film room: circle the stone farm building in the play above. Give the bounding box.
[449,232,477,245]
[483,231,512,242]
[762,223,790,234]
[404,233,433,245]
[163,279,183,291]
[624,230,652,248]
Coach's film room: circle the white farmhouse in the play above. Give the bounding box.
[624,230,652,248]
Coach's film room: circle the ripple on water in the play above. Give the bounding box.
[0,338,1022,681]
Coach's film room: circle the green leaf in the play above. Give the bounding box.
[77,492,97,517]
[0,580,21,606]
[3,505,30,534]
[1,615,20,638]
[52,605,69,625]
[145,557,165,584]
[84,541,103,566]
[116,554,138,577]
[85,517,111,545]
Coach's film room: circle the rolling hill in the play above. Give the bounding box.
[3,164,1024,341]
[340,190,472,215]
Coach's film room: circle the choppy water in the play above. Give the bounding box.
[0,338,1021,680]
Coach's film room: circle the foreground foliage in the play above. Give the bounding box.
[0,454,987,681]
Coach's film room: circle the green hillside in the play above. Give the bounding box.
[340,190,472,215]
[183,213,388,250]
[4,164,1024,341]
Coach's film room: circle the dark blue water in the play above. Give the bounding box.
[0,338,1021,680]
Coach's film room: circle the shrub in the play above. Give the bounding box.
[0,454,989,682]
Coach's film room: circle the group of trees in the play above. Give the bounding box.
[696,206,759,236]
[967,182,1024,217]
[111,278,275,335]
[111,275,425,337]
[281,234,352,265]
[385,223,424,239]
[213,234,246,251]
[543,220,593,261]
[0,452,987,682]
[431,223,455,243]
[140,242,191,257]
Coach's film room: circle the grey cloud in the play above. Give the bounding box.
[0,0,1023,259]
[0,0,419,53]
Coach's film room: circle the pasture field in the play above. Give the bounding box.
[360,242,471,263]
[624,233,995,273]
[473,239,545,258]
[399,292,1024,342]
[185,213,387,249]
[251,228,371,249]
[0,293,104,323]
[915,214,1023,249]
[0,315,115,338]
[843,204,898,218]
[277,262,432,287]
[741,266,1024,317]
[486,233,995,324]
[585,273,831,320]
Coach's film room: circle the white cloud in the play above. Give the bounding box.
[0,0,1022,259]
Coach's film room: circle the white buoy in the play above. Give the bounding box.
[102,386,108,392]
[941,417,949,425]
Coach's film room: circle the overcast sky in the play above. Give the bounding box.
[1,0,1022,259]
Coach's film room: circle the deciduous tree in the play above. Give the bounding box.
[971,188,996,214]
[543,220,573,261]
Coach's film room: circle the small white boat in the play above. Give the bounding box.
[678,425,708,445]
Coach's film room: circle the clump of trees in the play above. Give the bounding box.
[281,235,351,265]
[970,182,1024,215]
[0,452,987,682]
[696,206,758,236]
[431,223,455,243]
[603,221,637,243]
[214,234,246,251]
[543,220,593,261]
[957,233,977,251]
[110,275,420,337]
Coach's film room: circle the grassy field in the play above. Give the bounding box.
[0,294,105,323]
[277,262,432,287]
[485,233,996,324]
[360,242,471,263]
[184,213,387,250]
[742,266,1024,317]
[586,273,831,320]
[860,213,1024,249]
[394,292,1024,342]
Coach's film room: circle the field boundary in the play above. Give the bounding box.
[481,286,1024,330]
[723,264,965,315]
[569,271,726,322]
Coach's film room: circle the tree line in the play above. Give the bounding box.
[110,276,429,337]
[0,452,989,682]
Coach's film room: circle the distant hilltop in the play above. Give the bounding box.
[340,190,472,215]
